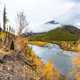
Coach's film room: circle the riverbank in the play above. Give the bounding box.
[29,41,80,52]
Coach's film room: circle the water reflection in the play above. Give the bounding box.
[30,44,77,76]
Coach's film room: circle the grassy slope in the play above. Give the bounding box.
[30,26,79,42]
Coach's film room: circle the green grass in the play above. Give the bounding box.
[30,27,79,42]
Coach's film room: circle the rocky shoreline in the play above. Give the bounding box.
[0,51,37,80]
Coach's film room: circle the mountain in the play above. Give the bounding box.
[29,25,80,41]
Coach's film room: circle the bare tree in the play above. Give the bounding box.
[17,12,28,35]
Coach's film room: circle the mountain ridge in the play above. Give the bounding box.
[29,25,80,41]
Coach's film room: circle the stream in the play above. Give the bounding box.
[30,43,79,80]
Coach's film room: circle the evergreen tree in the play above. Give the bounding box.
[3,5,8,31]
[3,6,6,31]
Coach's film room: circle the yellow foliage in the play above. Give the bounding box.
[43,61,60,80]
[75,73,80,80]
[0,32,6,39]
[29,41,48,46]
[34,58,42,66]
[75,44,80,52]
[73,57,80,65]
[72,57,80,80]
[44,62,53,73]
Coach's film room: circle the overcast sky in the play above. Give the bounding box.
[0,0,80,32]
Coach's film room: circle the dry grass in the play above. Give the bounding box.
[29,41,48,46]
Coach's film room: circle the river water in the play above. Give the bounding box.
[30,43,78,79]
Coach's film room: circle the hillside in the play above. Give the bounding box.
[0,31,63,80]
[29,25,80,42]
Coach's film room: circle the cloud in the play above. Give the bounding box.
[4,0,74,25]
[62,0,80,3]
[69,0,80,2]
[1,0,80,31]
[56,3,80,27]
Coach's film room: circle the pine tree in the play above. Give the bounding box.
[3,5,6,31]
[3,5,9,44]
[3,5,8,31]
